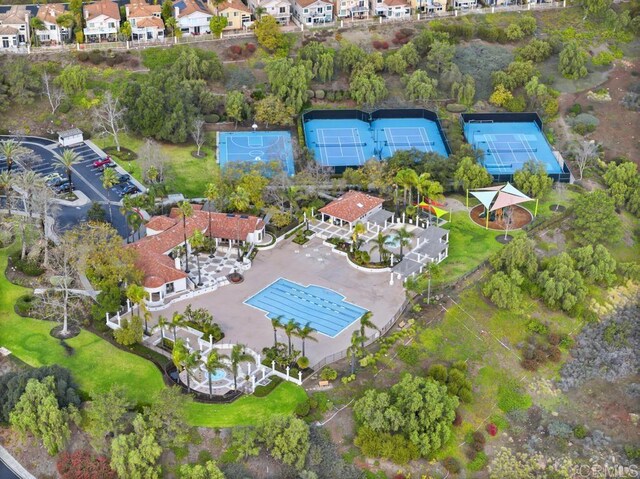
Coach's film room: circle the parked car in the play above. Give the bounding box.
[54,181,73,194]
[47,175,66,187]
[97,162,117,173]
[110,173,130,185]
[92,156,112,168]
[44,172,63,184]
[113,182,139,197]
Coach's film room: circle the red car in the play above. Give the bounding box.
[93,156,112,168]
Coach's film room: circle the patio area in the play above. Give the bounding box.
[183,248,250,289]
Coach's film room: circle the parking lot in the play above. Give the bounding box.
[0,136,141,238]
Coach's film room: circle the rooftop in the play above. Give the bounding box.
[83,0,120,22]
[319,191,385,223]
[37,3,66,24]
[174,0,210,17]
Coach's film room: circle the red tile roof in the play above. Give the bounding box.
[319,190,384,223]
[84,0,121,22]
[37,4,65,24]
[219,0,251,13]
[128,205,264,289]
[136,16,164,28]
[128,2,162,17]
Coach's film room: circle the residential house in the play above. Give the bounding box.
[129,205,265,304]
[219,0,251,30]
[0,6,30,50]
[411,0,444,14]
[126,2,165,41]
[335,0,369,19]
[174,0,212,36]
[83,0,121,42]
[35,4,70,45]
[291,0,333,26]
[451,0,477,8]
[370,0,411,18]
[247,0,291,25]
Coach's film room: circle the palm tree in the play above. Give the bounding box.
[230,344,255,390]
[102,168,118,224]
[348,330,366,375]
[172,339,201,393]
[169,312,186,344]
[394,168,418,208]
[190,229,206,286]
[254,5,267,19]
[172,338,188,379]
[55,149,81,186]
[29,17,45,46]
[370,232,392,263]
[156,315,170,342]
[416,172,444,207]
[14,171,43,260]
[229,186,250,212]
[203,350,229,398]
[56,13,75,43]
[395,226,414,257]
[183,349,202,393]
[283,319,298,356]
[0,171,14,216]
[126,283,148,332]
[296,322,317,358]
[351,222,366,253]
[127,213,142,242]
[177,201,193,274]
[0,139,25,173]
[204,182,219,257]
[271,315,283,349]
[284,186,300,213]
[120,195,135,243]
[358,311,379,349]
[424,262,442,304]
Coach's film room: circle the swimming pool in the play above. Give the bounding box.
[244,278,368,338]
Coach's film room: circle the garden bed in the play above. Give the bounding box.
[103,146,138,162]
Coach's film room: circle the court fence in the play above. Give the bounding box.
[459,112,573,183]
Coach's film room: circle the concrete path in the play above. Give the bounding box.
[0,445,36,479]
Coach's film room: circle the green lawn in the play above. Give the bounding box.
[0,244,306,427]
[93,132,219,199]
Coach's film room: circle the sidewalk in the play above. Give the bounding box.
[0,445,36,479]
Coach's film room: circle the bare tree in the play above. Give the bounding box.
[553,181,566,212]
[32,185,59,268]
[47,234,81,336]
[294,161,331,198]
[42,71,65,115]
[93,91,127,152]
[190,118,206,157]
[570,139,598,180]
[138,139,170,184]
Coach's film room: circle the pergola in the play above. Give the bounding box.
[468,182,538,229]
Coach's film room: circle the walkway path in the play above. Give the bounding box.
[0,445,35,479]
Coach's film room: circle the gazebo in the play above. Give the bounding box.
[468,183,538,229]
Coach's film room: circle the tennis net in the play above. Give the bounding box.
[383,141,435,147]
[487,148,537,153]
[314,142,367,147]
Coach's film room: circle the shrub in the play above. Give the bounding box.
[442,457,461,473]
[453,411,462,426]
[372,40,383,49]
[526,319,549,335]
[591,50,615,66]
[88,50,104,64]
[548,346,562,362]
[467,451,488,471]
[253,376,283,397]
[521,358,539,371]
[295,398,311,417]
[397,345,420,366]
[57,450,116,479]
[446,103,467,113]
[315,90,325,100]
[497,382,532,413]
[505,95,527,112]
[58,101,72,114]
[245,43,256,53]
[12,256,45,276]
[15,293,40,316]
[76,51,89,62]
[297,356,310,370]
[427,364,448,383]
[472,431,486,447]
[486,423,498,436]
[204,114,220,123]
[229,45,243,55]
[573,424,588,439]
[548,332,561,346]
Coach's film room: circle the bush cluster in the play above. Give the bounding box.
[372,40,389,50]
[14,293,40,316]
[392,30,412,45]
[10,252,44,276]
[427,361,473,403]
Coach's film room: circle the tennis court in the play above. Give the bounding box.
[303,110,450,170]
[217,131,295,176]
[463,120,563,177]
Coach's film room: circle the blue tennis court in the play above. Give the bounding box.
[244,278,367,338]
[217,131,295,176]
[372,118,449,159]
[304,119,375,168]
[463,121,562,176]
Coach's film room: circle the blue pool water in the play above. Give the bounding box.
[244,278,368,338]
[463,121,562,176]
[304,117,449,169]
[217,131,295,176]
[209,369,226,381]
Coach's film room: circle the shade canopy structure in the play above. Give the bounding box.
[467,182,537,229]
[418,201,451,224]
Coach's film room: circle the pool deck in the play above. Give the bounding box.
[150,237,406,365]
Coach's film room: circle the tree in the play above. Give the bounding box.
[404,70,438,101]
[93,91,126,152]
[580,0,611,18]
[359,312,379,349]
[395,226,414,257]
[10,376,75,455]
[602,161,640,210]
[570,139,598,180]
[572,190,622,246]
[297,322,317,358]
[230,344,255,390]
[178,461,225,479]
[451,74,475,106]
[101,168,118,224]
[203,350,230,398]
[254,95,295,127]
[559,41,588,80]
[190,229,206,286]
[371,232,393,263]
[513,160,553,198]
[113,315,144,346]
[299,41,335,82]
[0,139,27,173]
[416,172,443,205]
[253,15,285,51]
[119,20,132,41]
[190,118,206,157]
[225,90,246,127]
[571,244,617,285]
[161,0,173,21]
[209,15,227,38]
[55,64,88,96]
[57,450,117,479]
[41,71,65,114]
[453,157,492,192]
[426,40,455,74]
[335,42,368,73]
[353,374,458,457]
[537,253,587,312]
[173,339,201,393]
[349,64,387,106]
[55,148,80,186]
[86,386,132,452]
[110,415,162,479]
[56,14,76,42]
[482,270,524,310]
[394,168,418,208]
[169,311,186,343]
[4,58,41,105]
[0,171,15,216]
[143,386,192,449]
[260,416,310,470]
[283,319,298,356]
[489,84,513,107]
[348,330,366,375]
[231,427,261,459]
[490,236,538,278]
[492,61,536,91]
[177,200,193,273]
[515,39,553,63]
[265,58,313,113]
